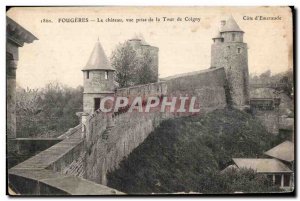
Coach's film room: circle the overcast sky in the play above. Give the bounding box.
[7,7,293,89]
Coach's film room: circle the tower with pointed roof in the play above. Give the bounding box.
[82,40,115,114]
[211,16,249,106]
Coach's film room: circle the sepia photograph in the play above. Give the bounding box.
[6,6,294,195]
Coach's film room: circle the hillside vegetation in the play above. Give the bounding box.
[107,108,280,194]
[16,82,83,138]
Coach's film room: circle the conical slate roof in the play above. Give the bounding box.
[83,40,114,71]
[220,16,244,33]
[212,30,223,39]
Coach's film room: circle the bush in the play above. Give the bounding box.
[16,82,83,138]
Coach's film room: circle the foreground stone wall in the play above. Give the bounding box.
[9,124,122,195]
[7,138,62,169]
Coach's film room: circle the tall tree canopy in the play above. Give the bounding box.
[111,41,157,88]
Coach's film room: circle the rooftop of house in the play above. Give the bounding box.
[264,141,294,162]
[6,17,38,48]
[232,158,292,173]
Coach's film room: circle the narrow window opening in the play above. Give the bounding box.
[86,71,90,79]
[237,48,241,54]
[232,33,235,41]
[105,71,108,80]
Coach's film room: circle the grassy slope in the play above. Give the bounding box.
[107,108,276,194]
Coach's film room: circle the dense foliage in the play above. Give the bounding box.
[107,108,280,194]
[210,168,280,193]
[111,41,157,87]
[249,69,294,98]
[16,82,83,138]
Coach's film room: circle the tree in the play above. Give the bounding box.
[279,68,293,98]
[136,49,157,85]
[16,82,83,138]
[111,42,138,87]
[16,86,44,137]
[210,168,281,193]
[260,70,271,79]
[111,41,157,87]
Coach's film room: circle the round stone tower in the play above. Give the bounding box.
[211,16,249,106]
[128,37,159,82]
[82,39,115,114]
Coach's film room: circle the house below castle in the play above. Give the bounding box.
[223,140,294,190]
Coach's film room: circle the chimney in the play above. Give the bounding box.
[221,20,226,26]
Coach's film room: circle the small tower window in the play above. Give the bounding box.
[105,71,108,80]
[86,71,89,79]
[237,48,241,54]
[232,33,236,41]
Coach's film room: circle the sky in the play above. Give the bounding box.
[7,7,293,89]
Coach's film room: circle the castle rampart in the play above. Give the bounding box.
[8,16,255,195]
[82,66,229,185]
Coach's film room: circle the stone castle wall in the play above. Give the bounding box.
[116,81,167,103]
[165,67,228,108]
[116,67,227,108]
[85,111,173,185]
[9,66,231,194]
[82,66,229,185]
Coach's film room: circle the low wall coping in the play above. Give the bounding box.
[9,169,123,195]
[9,124,123,195]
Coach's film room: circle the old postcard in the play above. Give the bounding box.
[6,6,294,195]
